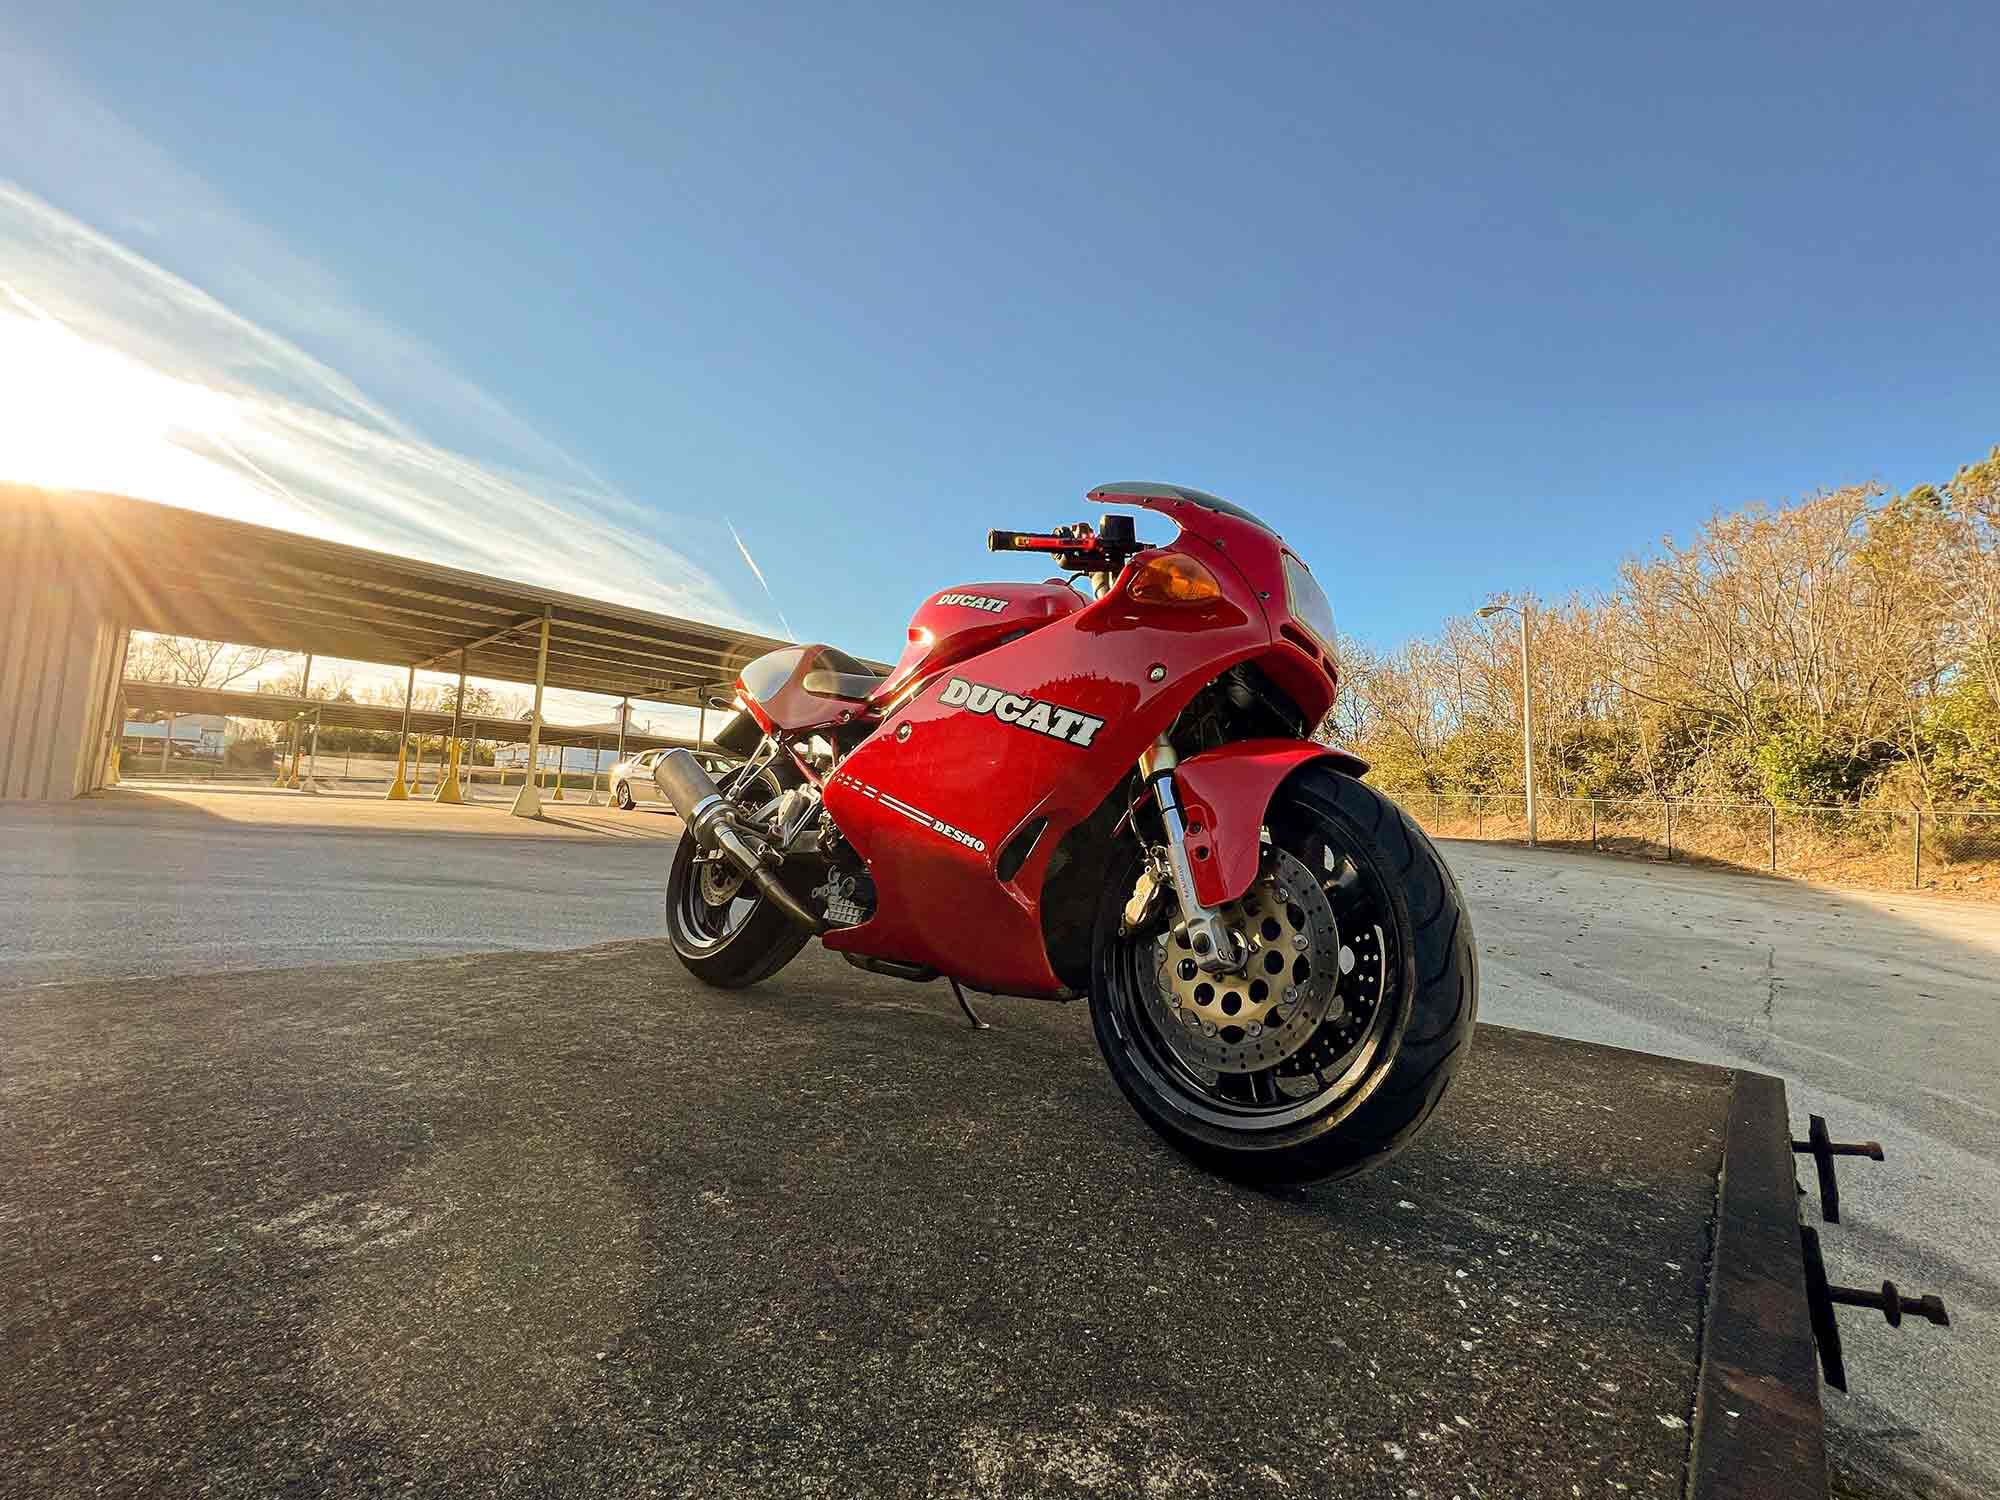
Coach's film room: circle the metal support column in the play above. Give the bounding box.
[1518,605,1537,847]
[436,648,468,803]
[387,664,415,800]
[103,630,133,787]
[285,654,313,790]
[512,610,552,818]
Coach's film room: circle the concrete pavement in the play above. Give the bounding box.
[0,789,674,985]
[1447,840,1997,1497]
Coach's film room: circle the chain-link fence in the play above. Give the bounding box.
[1395,793,2000,897]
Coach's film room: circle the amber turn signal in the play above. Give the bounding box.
[1126,552,1223,605]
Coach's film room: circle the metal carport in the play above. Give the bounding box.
[2,483,866,804]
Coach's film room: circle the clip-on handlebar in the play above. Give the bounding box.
[988,514,1141,573]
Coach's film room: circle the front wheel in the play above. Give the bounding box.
[1089,766,1477,1186]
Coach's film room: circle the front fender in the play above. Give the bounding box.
[1173,739,1369,906]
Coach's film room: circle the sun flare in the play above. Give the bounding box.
[0,287,243,500]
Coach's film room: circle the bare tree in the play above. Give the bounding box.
[127,633,285,690]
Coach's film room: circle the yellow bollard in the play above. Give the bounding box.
[433,738,465,804]
[107,746,121,785]
[386,740,410,800]
[551,752,565,801]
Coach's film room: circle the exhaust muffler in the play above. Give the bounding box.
[653,749,829,933]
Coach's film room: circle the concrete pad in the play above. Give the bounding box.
[1,942,1787,1499]
[72,784,679,840]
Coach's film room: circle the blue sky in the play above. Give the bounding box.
[3,2,1996,667]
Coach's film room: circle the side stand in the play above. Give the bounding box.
[948,978,991,1031]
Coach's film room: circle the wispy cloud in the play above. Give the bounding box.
[0,43,776,636]
[727,519,797,642]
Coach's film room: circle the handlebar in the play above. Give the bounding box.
[987,528,1082,555]
[988,515,1140,571]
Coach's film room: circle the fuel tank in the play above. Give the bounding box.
[870,581,1085,704]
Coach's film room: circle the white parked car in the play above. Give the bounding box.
[608,748,672,810]
[608,749,780,811]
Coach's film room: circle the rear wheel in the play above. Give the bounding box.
[662,759,810,988]
[615,781,635,810]
[1089,766,1476,1186]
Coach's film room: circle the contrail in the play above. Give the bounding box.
[728,518,795,641]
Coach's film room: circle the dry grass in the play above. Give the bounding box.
[1400,794,2000,902]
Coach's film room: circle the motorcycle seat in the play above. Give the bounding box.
[799,646,885,704]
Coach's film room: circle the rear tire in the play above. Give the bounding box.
[616,781,635,810]
[1089,766,1477,1186]
[662,756,812,989]
[664,834,812,987]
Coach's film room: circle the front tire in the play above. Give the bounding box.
[1089,766,1477,1186]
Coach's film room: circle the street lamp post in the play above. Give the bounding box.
[1477,600,1537,848]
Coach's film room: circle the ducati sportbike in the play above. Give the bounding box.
[655,483,1477,1184]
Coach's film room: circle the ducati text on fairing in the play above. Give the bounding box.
[937,677,1105,746]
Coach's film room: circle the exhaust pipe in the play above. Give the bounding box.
[654,749,829,933]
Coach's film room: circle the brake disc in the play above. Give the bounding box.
[1148,846,1343,1075]
[697,853,747,907]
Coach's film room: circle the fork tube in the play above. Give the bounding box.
[1142,735,1240,971]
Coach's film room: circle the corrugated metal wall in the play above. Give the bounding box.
[0,493,126,800]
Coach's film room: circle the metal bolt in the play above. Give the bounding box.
[1293,933,1308,951]
[1148,664,1166,682]
[895,723,911,742]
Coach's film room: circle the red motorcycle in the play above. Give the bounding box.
[655,483,1477,1183]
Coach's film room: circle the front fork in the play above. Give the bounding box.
[1140,734,1244,974]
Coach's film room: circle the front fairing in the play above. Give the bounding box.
[823,492,1336,996]
[1089,486,1338,727]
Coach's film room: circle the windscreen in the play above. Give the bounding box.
[1283,553,1335,650]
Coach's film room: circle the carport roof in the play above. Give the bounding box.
[16,485,851,705]
[120,681,690,752]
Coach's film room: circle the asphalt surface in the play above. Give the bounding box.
[3,789,1994,1494]
[1,943,1730,1499]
